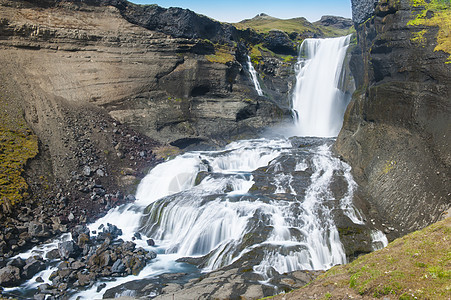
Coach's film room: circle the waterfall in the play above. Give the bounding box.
[247,56,264,96]
[136,138,367,277]
[8,35,388,300]
[292,35,352,137]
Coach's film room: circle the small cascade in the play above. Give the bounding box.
[292,35,352,137]
[247,56,264,96]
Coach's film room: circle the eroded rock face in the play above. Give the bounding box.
[0,0,292,148]
[351,0,379,24]
[336,0,450,236]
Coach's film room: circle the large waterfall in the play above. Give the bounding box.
[6,36,387,299]
[292,35,352,137]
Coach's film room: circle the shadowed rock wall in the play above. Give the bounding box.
[336,0,450,237]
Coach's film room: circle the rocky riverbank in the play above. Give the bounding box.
[0,223,157,299]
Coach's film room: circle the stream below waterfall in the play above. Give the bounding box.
[4,35,388,299]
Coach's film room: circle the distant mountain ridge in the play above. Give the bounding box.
[235,13,353,38]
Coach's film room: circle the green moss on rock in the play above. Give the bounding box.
[0,98,38,212]
[206,44,235,64]
[408,0,451,62]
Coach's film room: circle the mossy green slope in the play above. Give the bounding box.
[0,98,38,212]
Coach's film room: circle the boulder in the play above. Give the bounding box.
[7,257,25,269]
[0,265,22,287]
[111,259,126,273]
[23,255,46,279]
[28,221,50,238]
[58,241,81,259]
[71,224,90,243]
[82,165,92,177]
[45,249,60,260]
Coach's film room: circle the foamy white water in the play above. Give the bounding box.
[292,35,352,137]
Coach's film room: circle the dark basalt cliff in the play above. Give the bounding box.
[336,0,450,236]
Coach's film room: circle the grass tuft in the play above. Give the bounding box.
[206,44,235,64]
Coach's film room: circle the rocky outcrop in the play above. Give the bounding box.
[315,15,353,29]
[351,0,378,24]
[0,0,290,149]
[103,252,323,299]
[336,0,450,236]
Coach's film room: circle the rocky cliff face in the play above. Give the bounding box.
[336,0,450,236]
[0,0,291,149]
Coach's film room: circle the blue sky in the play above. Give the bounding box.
[129,0,352,23]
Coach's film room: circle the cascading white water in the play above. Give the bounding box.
[292,35,352,137]
[136,139,371,278]
[247,56,264,96]
[8,35,389,300]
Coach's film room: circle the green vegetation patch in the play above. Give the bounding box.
[299,217,451,299]
[408,0,451,62]
[250,43,296,66]
[206,44,235,64]
[250,44,263,64]
[0,98,38,212]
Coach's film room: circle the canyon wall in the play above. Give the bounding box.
[336,0,450,236]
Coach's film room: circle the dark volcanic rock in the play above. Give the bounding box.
[23,255,46,279]
[316,15,353,29]
[351,0,378,24]
[111,258,126,273]
[0,265,21,287]
[28,221,50,238]
[336,0,451,235]
[7,257,25,269]
[263,30,297,56]
[118,3,235,43]
[105,253,322,299]
[58,240,81,259]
